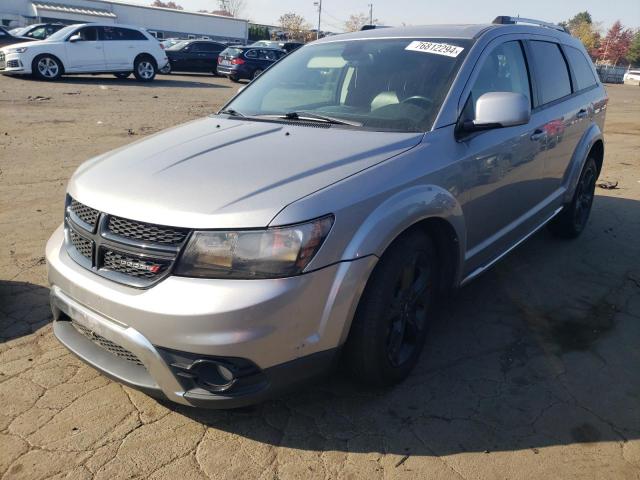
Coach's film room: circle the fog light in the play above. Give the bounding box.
[191,360,236,392]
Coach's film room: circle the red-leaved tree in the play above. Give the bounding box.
[596,21,633,65]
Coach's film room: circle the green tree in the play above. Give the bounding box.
[627,30,640,66]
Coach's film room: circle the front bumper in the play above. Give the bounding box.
[0,52,27,74]
[46,224,376,407]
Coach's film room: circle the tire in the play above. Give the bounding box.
[32,54,63,81]
[344,230,438,386]
[229,74,240,83]
[547,156,598,238]
[113,72,131,79]
[252,69,263,80]
[133,56,157,82]
[160,63,171,74]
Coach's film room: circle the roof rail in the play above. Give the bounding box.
[492,16,569,33]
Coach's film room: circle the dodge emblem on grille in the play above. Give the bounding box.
[117,259,161,273]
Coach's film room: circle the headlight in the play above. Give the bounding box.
[174,215,334,279]
[8,46,28,54]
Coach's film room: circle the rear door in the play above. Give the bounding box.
[64,26,106,72]
[102,26,148,70]
[525,40,581,193]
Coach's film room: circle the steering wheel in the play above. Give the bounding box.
[401,96,433,109]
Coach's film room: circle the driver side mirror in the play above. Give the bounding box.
[462,92,530,132]
[69,34,81,43]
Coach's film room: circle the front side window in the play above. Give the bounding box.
[528,41,572,105]
[467,40,531,116]
[75,27,98,42]
[564,46,597,91]
[26,26,47,39]
[225,38,471,132]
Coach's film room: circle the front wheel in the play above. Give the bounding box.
[133,56,157,82]
[344,230,438,386]
[32,55,62,81]
[547,157,598,238]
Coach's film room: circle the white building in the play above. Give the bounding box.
[0,0,248,43]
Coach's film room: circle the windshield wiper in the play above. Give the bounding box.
[285,111,362,127]
[255,111,362,127]
[218,108,245,117]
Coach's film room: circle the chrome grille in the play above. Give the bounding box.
[72,322,144,366]
[108,216,189,245]
[64,195,190,288]
[0,52,5,70]
[69,229,93,260]
[70,198,99,228]
[102,250,170,279]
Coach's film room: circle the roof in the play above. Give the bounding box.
[316,24,494,43]
[98,0,248,23]
[33,2,117,18]
[315,22,573,43]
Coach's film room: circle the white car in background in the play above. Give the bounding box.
[0,23,168,82]
[623,69,640,85]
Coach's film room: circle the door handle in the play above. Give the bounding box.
[530,129,546,141]
[576,109,588,119]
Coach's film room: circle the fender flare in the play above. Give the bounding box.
[562,123,603,204]
[342,184,466,279]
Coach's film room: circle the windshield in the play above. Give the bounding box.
[46,25,79,42]
[167,40,190,51]
[225,38,470,132]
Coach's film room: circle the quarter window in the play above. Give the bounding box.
[468,41,531,115]
[103,27,146,41]
[528,41,572,105]
[564,46,597,91]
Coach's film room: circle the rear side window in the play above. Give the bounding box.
[468,41,531,114]
[245,49,257,59]
[221,48,242,58]
[564,46,597,91]
[528,41,572,105]
[103,27,146,41]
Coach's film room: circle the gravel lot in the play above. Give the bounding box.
[0,73,639,480]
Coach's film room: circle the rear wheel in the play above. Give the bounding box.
[32,55,62,80]
[160,62,171,74]
[113,72,131,79]
[547,156,598,238]
[252,69,263,80]
[229,74,240,83]
[344,230,438,386]
[133,56,157,82]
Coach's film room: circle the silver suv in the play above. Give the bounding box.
[46,17,607,408]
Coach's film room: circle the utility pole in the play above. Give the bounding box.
[314,0,322,40]
[368,3,373,25]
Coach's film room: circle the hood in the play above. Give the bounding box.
[69,117,422,228]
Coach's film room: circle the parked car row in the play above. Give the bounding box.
[0,21,304,82]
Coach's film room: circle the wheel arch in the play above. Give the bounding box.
[32,52,65,74]
[562,123,604,203]
[341,185,467,292]
[134,53,157,68]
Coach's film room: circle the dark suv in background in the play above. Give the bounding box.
[216,46,286,81]
[161,40,227,75]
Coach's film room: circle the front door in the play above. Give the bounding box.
[64,26,106,72]
[457,39,546,271]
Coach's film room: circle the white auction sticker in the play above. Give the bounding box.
[405,41,464,58]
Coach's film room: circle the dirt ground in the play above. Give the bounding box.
[0,73,639,480]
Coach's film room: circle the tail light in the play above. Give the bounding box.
[231,58,245,65]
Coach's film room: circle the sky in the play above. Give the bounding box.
[121,0,640,32]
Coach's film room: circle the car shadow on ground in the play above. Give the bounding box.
[170,194,640,456]
[14,75,229,89]
[0,280,51,343]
